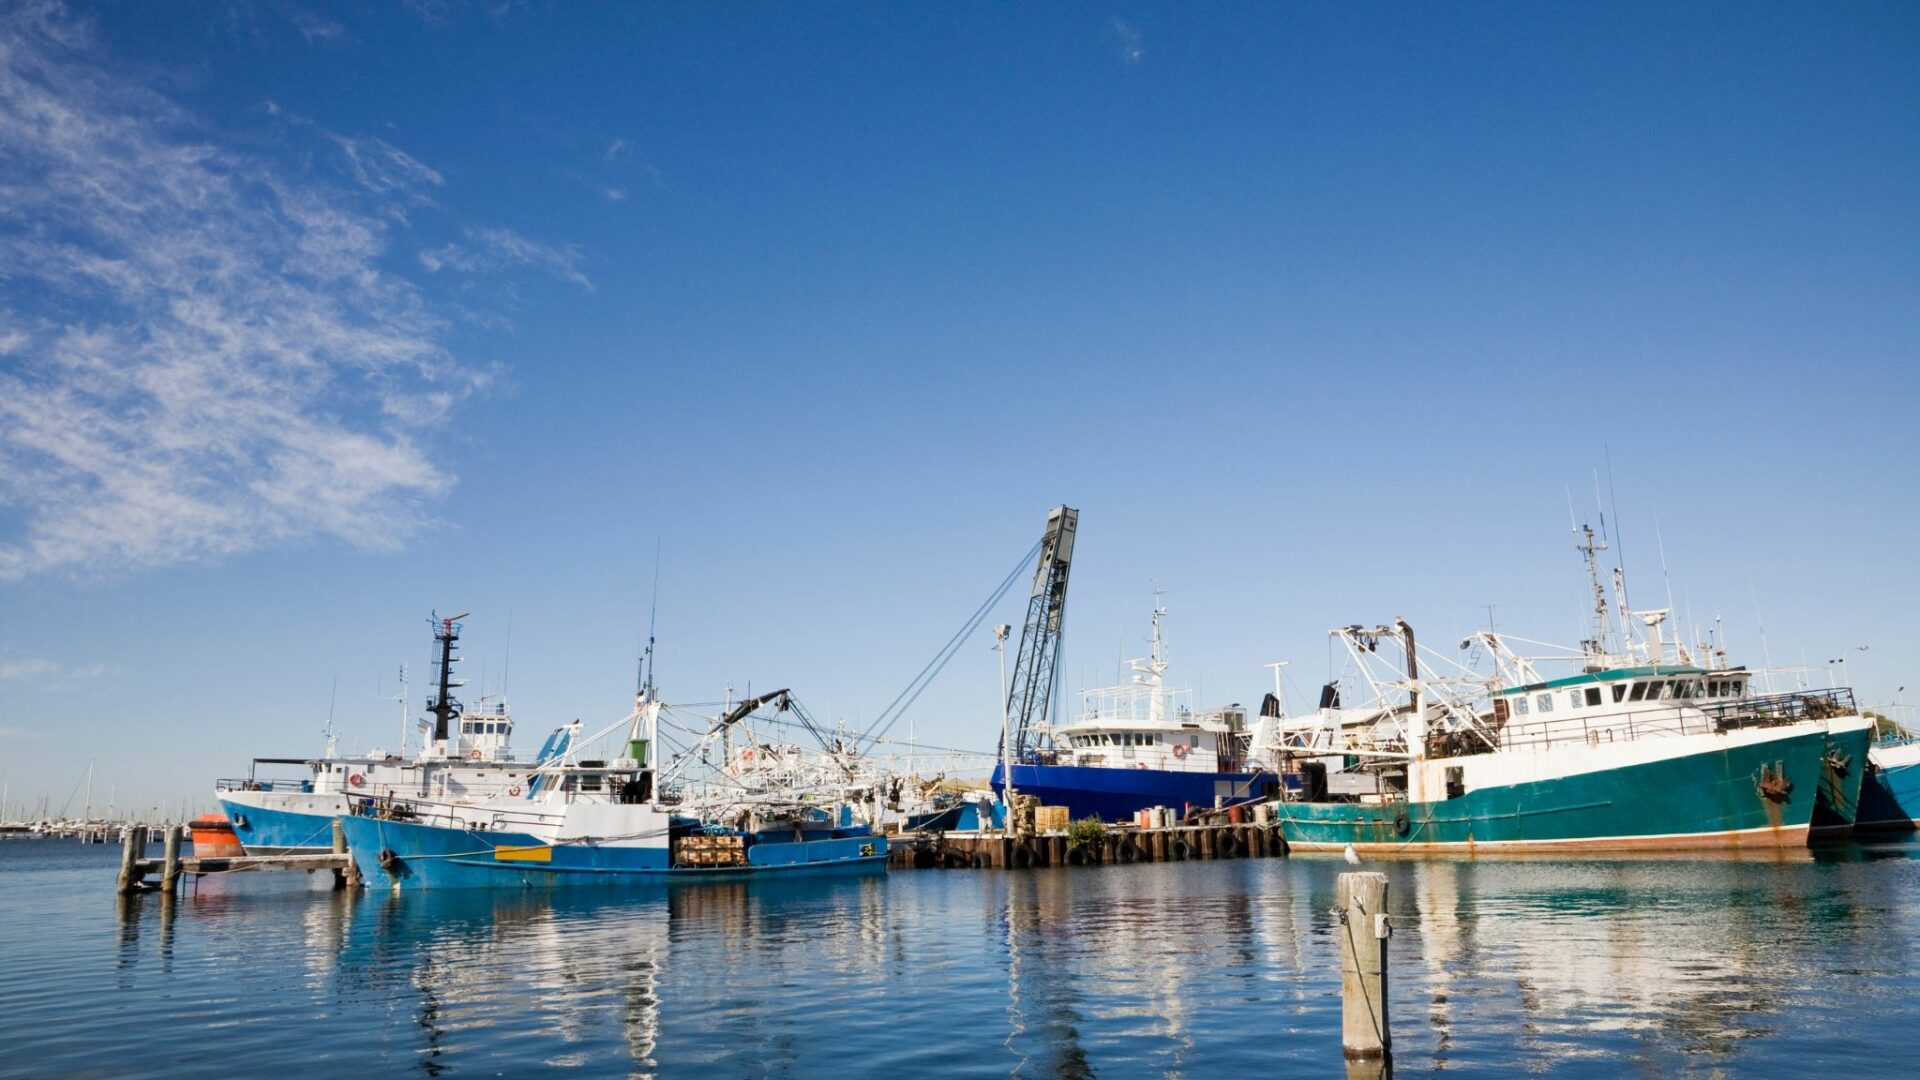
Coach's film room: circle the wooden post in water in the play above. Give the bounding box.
[160,824,183,894]
[1337,871,1390,1060]
[331,819,356,890]
[116,825,143,894]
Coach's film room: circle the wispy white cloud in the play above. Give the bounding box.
[0,659,58,680]
[0,3,488,580]
[419,226,593,291]
[0,657,110,684]
[603,137,627,161]
[1109,18,1143,65]
[285,6,347,44]
[331,132,444,196]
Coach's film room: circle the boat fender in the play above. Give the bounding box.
[1116,839,1140,864]
[1173,744,1189,760]
[1170,838,1193,861]
[1393,810,1411,838]
[347,773,365,788]
[1217,830,1242,858]
[1011,841,1037,869]
[1065,845,1090,866]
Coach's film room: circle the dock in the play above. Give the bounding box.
[889,820,1287,869]
[116,823,361,894]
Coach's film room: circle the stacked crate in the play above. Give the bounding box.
[1034,806,1071,833]
[675,833,747,867]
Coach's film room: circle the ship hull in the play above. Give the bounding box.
[1276,723,1828,854]
[219,793,346,854]
[990,762,1276,823]
[1858,741,1920,832]
[339,814,888,890]
[1811,717,1875,838]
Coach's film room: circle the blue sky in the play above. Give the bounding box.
[1,2,1915,815]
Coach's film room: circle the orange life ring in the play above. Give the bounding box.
[468,749,483,761]
[742,748,755,762]
[507,784,521,797]
[348,772,365,787]
[1172,744,1189,760]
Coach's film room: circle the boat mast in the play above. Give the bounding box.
[427,611,469,753]
[395,664,410,756]
[1396,618,1427,759]
[1575,523,1614,663]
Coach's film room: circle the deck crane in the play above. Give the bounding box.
[1004,505,1078,761]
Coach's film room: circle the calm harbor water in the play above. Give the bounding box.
[4,839,1920,1078]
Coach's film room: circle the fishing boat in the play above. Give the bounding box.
[340,685,887,890]
[991,603,1277,822]
[1265,528,1871,854]
[217,613,569,853]
[1858,735,1920,832]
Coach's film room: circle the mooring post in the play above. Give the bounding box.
[1337,871,1391,1060]
[160,824,183,894]
[331,819,351,890]
[116,824,142,895]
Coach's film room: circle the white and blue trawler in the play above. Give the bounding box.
[341,686,887,890]
[992,602,1276,823]
[217,613,568,853]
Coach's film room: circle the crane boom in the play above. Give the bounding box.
[1006,505,1077,758]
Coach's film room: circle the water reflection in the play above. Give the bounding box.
[26,839,1920,1077]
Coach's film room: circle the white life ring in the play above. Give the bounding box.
[507,784,521,797]
[468,749,483,761]
[1172,744,1189,760]
[348,772,365,788]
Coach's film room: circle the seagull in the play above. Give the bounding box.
[1344,843,1362,866]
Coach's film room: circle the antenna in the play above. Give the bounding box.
[324,677,339,756]
[1750,582,1777,693]
[502,611,513,700]
[1655,512,1680,663]
[642,538,662,697]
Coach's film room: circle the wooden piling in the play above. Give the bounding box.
[116,825,143,894]
[1337,871,1391,1060]
[330,819,353,890]
[160,824,183,894]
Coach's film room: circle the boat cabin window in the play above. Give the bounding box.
[1629,682,1647,701]
[1731,680,1744,695]
[1535,693,1554,713]
[1514,696,1530,716]
[1612,684,1627,703]
[1188,735,1200,747]
[1585,687,1603,707]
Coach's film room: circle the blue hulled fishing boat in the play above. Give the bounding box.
[343,686,887,890]
[217,613,566,853]
[990,603,1274,821]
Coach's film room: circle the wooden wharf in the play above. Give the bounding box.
[115,822,362,895]
[888,820,1288,870]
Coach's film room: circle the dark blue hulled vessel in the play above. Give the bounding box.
[991,605,1275,823]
